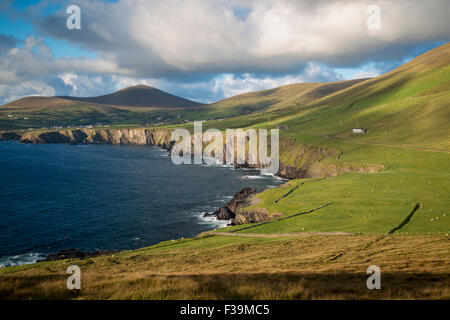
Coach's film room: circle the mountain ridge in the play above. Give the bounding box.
[4,85,203,109]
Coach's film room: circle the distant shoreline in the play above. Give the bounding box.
[0,140,285,267]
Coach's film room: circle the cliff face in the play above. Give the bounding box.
[9,128,174,149]
[0,128,383,181]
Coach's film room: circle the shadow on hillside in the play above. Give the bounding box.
[1,271,448,300]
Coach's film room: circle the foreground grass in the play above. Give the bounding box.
[0,234,449,299]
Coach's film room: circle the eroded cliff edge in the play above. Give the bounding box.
[0,128,383,225]
[5,128,174,148]
[0,128,382,177]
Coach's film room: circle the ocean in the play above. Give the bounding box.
[0,142,284,267]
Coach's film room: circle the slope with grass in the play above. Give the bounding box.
[222,44,450,236]
[0,234,448,299]
[0,44,449,300]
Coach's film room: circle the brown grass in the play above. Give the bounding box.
[0,234,448,299]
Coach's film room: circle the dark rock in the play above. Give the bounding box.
[277,165,307,179]
[204,187,256,221]
[0,132,21,141]
[216,206,235,220]
[38,249,117,262]
[234,163,260,169]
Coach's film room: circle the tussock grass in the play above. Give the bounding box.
[1,235,448,299]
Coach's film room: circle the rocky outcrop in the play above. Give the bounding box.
[0,131,21,141]
[13,128,174,149]
[276,139,338,179]
[276,138,384,179]
[232,207,279,225]
[205,188,283,225]
[38,249,117,262]
[277,165,307,179]
[204,187,256,221]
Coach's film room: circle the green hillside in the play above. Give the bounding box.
[0,43,449,300]
[197,43,450,150]
[208,43,450,236]
[199,79,367,118]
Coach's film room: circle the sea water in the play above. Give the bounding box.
[0,142,284,267]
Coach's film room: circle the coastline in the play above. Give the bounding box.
[0,138,286,267]
[0,126,381,266]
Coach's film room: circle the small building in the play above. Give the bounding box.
[352,128,367,134]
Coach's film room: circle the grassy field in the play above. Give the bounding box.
[228,140,450,235]
[1,234,448,299]
[0,44,449,299]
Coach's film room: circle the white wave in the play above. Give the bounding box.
[260,169,274,176]
[156,149,170,156]
[261,169,287,180]
[199,214,230,228]
[242,175,264,179]
[0,252,46,268]
[202,157,223,166]
[190,208,230,228]
[215,195,233,202]
[198,205,219,211]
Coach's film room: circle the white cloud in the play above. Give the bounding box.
[352,70,381,79]
[0,61,341,104]
[57,72,118,97]
[0,36,131,85]
[34,0,450,76]
[1,0,449,103]
[211,63,342,98]
[0,81,56,104]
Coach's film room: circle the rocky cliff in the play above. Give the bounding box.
[204,187,257,222]
[0,128,383,226]
[0,128,383,179]
[1,128,174,149]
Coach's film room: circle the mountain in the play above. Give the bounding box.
[58,85,203,108]
[0,85,204,130]
[201,79,368,118]
[3,85,202,110]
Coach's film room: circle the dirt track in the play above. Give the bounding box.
[203,231,355,237]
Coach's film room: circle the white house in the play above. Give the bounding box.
[352,128,367,134]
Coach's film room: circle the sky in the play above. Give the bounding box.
[0,0,449,104]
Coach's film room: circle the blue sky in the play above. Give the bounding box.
[0,0,449,104]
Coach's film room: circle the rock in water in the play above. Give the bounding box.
[38,249,117,262]
[204,187,256,220]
